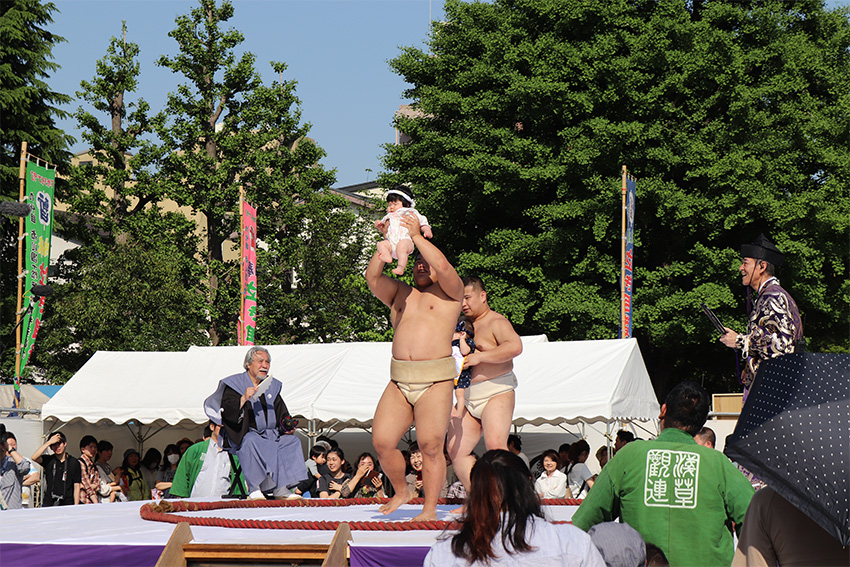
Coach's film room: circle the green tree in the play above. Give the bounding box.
[32,23,209,382]
[0,0,73,382]
[382,0,850,397]
[257,194,392,344]
[62,21,171,231]
[35,223,210,383]
[154,0,336,345]
[0,0,72,187]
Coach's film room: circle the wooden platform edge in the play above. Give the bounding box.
[322,522,352,567]
[156,522,194,567]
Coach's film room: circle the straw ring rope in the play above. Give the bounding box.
[139,498,581,531]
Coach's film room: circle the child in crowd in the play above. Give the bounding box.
[293,445,327,496]
[374,186,432,276]
[451,316,476,416]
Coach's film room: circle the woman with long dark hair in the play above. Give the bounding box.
[565,440,596,499]
[425,449,604,566]
[340,452,386,498]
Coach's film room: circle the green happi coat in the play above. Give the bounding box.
[572,428,754,567]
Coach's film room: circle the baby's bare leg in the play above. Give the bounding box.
[392,239,415,275]
[376,240,393,264]
[452,388,466,418]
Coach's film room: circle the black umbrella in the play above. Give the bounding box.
[725,352,849,546]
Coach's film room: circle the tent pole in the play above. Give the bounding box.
[125,422,145,453]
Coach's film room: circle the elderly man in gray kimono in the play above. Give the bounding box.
[204,347,305,500]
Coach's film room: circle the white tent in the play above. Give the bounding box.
[41,337,658,452]
[0,385,50,415]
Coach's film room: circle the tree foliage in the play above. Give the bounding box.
[32,23,209,382]
[0,0,73,381]
[257,194,392,344]
[154,0,337,345]
[36,221,210,383]
[382,0,850,396]
[0,0,73,187]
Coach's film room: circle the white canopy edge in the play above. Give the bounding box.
[41,336,658,429]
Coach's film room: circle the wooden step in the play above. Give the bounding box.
[156,522,351,567]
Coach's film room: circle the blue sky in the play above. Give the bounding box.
[50,0,446,189]
[48,0,847,189]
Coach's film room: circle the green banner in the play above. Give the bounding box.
[17,160,55,375]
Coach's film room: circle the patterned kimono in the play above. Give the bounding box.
[736,278,803,396]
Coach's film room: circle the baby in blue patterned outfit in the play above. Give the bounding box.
[451,316,476,415]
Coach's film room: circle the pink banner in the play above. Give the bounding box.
[239,203,257,345]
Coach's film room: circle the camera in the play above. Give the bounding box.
[280,416,298,433]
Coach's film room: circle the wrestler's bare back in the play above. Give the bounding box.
[390,284,458,361]
[469,310,518,383]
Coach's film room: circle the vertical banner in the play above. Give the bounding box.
[620,166,637,338]
[239,202,258,346]
[18,160,55,374]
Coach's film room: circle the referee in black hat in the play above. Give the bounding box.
[719,234,804,400]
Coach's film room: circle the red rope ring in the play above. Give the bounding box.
[139,498,580,531]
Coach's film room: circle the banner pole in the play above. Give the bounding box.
[620,165,627,337]
[14,142,27,406]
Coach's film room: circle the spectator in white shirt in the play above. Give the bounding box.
[534,449,570,500]
[425,449,605,567]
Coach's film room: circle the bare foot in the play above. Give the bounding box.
[378,251,393,263]
[449,504,465,515]
[379,487,414,515]
[411,509,438,522]
[391,265,406,276]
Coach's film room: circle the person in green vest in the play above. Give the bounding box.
[170,421,245,498]
[572,381,754,567]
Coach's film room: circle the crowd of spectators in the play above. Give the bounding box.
[5,387,846,567]
[1,420,634,510]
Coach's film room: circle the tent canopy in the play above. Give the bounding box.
[0,385,51,414]
[41,337,658,429]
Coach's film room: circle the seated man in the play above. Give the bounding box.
[170,421,246,498]
[204,346,305,500]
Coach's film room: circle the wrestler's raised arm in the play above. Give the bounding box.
[365,249,404,308]
[402,213,463,301]
[464,317,523,367]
